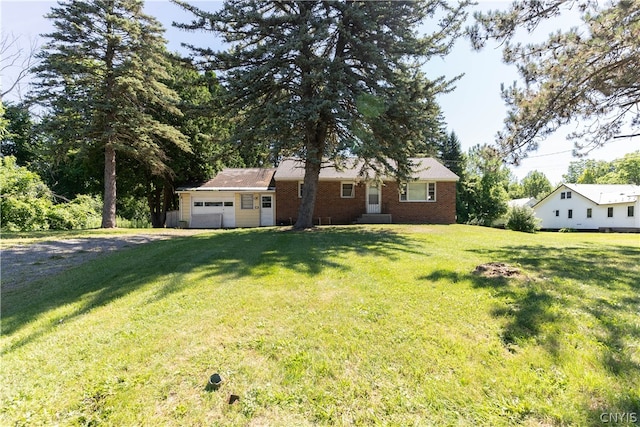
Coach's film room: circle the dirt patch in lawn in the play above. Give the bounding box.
[473,262,525,279]
[1,230,208,291]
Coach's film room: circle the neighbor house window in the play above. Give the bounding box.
[194,201,204,207]
[341,182,355,198]
[554,210,559,217]
[204,201,223,207]
[568,209,573,219]
[400,182,436,202]
[224,201,234,207]
[560,192,566,199]
[586,208,592,218]
[628,206,635,217]
[298,182,304,198]
[607,207,613,217]
[241,194,254,210]
[566,191,572,199]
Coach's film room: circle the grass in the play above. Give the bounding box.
[1,225,638,426]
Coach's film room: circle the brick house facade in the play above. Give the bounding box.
[177,158,459,228]
[275,158,459,225]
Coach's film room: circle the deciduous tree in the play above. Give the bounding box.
[520,170,552,199]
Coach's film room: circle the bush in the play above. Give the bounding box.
[1,196,51,231]
[506,206,540,233]
[1,156,104,231]
[1,156,53,231]
[48,195,103,230]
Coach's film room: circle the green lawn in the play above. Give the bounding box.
[1,225,638,426]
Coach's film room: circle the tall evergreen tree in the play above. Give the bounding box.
[31,0,189,228]
[438,130,465,178]
[175,0,469,229]
[438,130,466,221]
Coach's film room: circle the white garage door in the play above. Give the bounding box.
[191,197,235,228]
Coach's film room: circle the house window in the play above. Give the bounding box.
[400,182,436,202]
[554,210,559,217]
[341,182,355,198]
[560,192,566,199]
[204,201,223,207]
[607,207,613,218]
[298,182,304,198]
[194,201,204,207]
[224,201,234,207]
[568,209,573,219]
[628,206,635,217]
[586,208,592,218]
[566,191,572,199]
[241,194,254,210]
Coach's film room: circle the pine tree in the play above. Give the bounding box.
[31,0,189,228]
[438,130,466,221]
[470,0,640,163]
[175,0,469,229]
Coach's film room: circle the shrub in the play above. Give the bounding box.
[1,196,51,231]
[48,195,103,230]
[506,205,540,233]
[1,156,53,231]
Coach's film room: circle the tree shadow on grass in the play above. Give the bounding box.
[424,242,640,420]
[1,226,416,353]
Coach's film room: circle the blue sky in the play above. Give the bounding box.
[2,0,638,184]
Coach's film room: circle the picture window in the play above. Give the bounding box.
[400,182,435,202]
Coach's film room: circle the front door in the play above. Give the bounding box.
[260,195,274,226]
[367,184,381,214]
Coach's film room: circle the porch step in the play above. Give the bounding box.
[354,213,392,224]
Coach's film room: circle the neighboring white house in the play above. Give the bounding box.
[533,183,640,231]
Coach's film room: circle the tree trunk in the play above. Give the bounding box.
[294,122,327,230]
[148,179,174,228]
[294,158,322,229]
[102,145,117,228]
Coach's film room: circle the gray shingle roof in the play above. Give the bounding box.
[274,157,459,181]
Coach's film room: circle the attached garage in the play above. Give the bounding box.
[177,168,276,228]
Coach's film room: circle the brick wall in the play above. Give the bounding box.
[275,180,457,225]
[275,180,367,225]
[383,181,456,224]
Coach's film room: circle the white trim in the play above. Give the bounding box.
[400,181,436,202]
[341,182,355,198]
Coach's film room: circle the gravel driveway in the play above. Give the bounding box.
[1,230,207,291]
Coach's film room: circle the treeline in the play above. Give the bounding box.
[438,131,639,228]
